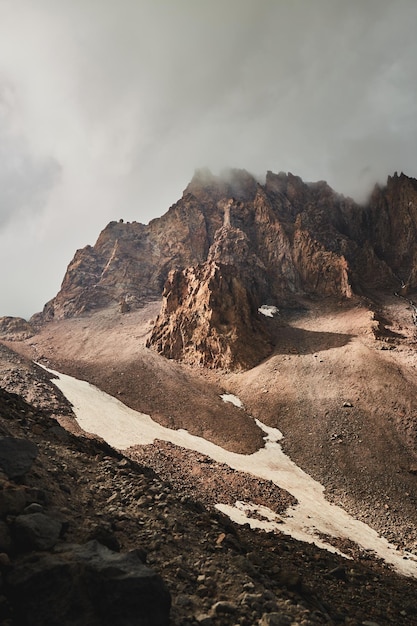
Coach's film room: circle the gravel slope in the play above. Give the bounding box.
[1,348,417,624]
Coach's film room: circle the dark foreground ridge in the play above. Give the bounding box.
[0,346,417,625]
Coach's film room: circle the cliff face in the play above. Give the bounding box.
[147,224,273,370]
[0,317,35,341]
[367,172,417,291]
[36,168,417,370]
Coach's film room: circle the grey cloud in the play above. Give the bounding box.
[0,0,417,316]
[0,133,61,228]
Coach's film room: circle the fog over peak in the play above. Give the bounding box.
[0,0,416,317]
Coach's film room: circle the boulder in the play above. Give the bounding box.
[0,438,38,479]
[0,316,35,341]
[0,483,27,517]
[7,540,171,626]
[13,513,62,551]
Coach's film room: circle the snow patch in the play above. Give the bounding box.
[215,502,346,557]
[45,366,417,578]
[220,393,243,408]
[254,418,283,443]
[216,501,284,531]
[258,305,279,318]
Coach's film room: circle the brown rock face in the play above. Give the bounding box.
[37,206,211,321]
[147,212,276,370]
[35,168,417,370]
[367,172,417,290]
[0,317,35,341]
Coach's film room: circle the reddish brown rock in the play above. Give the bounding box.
[32,168,417,369]
[367,172,417,290]
[147,217,274,370]
[147,261,272,371]
[34,169,397,323]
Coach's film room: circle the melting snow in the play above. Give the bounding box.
[258,305,279,317]
[220,393,244,408]
[46,367,417,578]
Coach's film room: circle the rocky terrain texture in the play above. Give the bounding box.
[0,318,35,342]
[3,171,417,549]
[7,293,417,553]
[3,168,417,623]
[27,169,416,369]
[1,344,417,625]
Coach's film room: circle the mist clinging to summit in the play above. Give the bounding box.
[0,0,416,317]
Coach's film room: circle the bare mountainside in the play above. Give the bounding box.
[2,345,417,625]
[3,169,417,533]
[28,168,417,369]
[3,169,417,623]
[5,292,417,552]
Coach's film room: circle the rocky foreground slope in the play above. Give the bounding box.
[1,343,417,625]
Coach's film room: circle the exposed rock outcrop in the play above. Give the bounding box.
[31,168,417,369]
[0,317,35,341]
[147,262,272,371]
[367,172,417,291]
[147,221,273,370]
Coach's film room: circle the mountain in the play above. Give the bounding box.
[3,168,417,623]
[32,169,417,369]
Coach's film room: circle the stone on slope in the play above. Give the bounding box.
[7,540,171,626]
[13,512,62,551]
[0,437,38,479]
[0,316,35,341]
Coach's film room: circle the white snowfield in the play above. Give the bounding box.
[47,369,417,578]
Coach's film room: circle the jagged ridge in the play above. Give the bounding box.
[33,169,417,370]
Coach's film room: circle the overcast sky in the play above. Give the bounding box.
[1,0,416,318]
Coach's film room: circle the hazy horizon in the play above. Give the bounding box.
[1,0,416,318]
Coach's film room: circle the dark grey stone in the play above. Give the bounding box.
[259,613,292,626]
[7,540,171,625]
[0,437,38,479]
[0,485,27,517]
[13,513,62,551]
[0,520,12,553]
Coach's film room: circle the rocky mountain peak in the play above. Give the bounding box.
[31,168,417,370]
[366,171,417,291]
[186,167,259,203]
